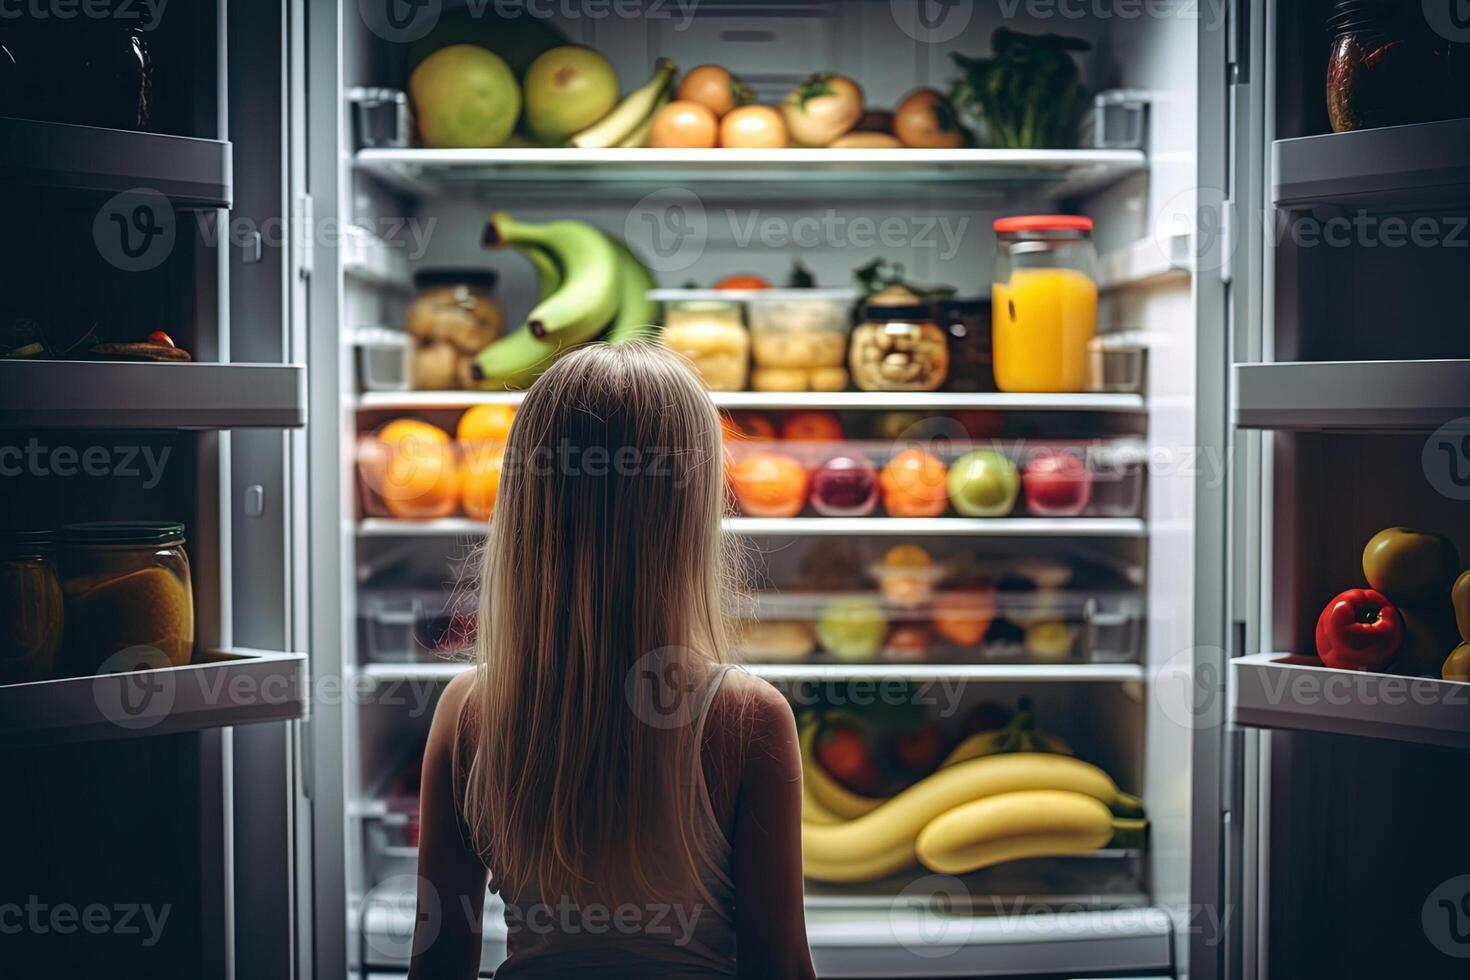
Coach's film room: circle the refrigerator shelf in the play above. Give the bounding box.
[0,648,306,747]
[0,117,233,209]
[1230,653,1470,750]
[0,360,307,429]
[355,661,1144,684]
[354,147,1147,202]
[357,390,1147,413]
[355,516,1147,538]
[1233,359,1470,431]
[357,895,1170,976]
[1272,117,1470,209]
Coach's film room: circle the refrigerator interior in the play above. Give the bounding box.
[320,1,1204,977]
[1226,2,1470,978]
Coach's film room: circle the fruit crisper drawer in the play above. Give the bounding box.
[740,538,1143,666]
[0,647,306,746]
[359,587,476,663]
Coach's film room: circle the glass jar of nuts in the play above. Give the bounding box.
[849,286,949,392]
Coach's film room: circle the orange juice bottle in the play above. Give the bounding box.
[991,216,1098,393]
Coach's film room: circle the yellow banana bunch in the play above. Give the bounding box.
[799,750,1143,883]
[915,790,1114,875]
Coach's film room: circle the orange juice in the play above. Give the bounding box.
[991,268,1097,392]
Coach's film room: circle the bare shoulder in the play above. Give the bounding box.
[425,667,479,777]
[708,668,800,775]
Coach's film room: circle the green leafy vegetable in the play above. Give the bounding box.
[949,28,1090,149]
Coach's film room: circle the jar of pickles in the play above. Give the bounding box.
[59,522,194,676]
[992,215,1097,393]
[659,298,750,391]
[0,531,63,684]
[849,286,949,392]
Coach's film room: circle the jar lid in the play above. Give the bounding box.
[1326,0,1405,32]
[862,302,931,321]
[0,529,54,557]
[993,215,1094,234]
[62,521,186,545]
[413,268,500,291]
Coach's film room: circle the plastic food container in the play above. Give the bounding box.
[743,289,856,392]
[0,530,63,684]
[359,588,476,663]
[1087,332,1147,394]
[850,290,949,392]
[1086,441,1146,517]
[656,297,750,391]
[355,325,412,392]
[356,422,464,520]
[58,522,194,676]
[992,215,1098,393]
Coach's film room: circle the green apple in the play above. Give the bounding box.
[409,45,521,149]
[816,598,888,662]
[522,46,619,146]
[947,449,1019,517]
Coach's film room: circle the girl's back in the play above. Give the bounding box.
[409,343,814,980]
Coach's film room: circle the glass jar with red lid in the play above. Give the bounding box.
[991,215,1097,393]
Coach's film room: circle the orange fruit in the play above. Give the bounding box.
[781,410,843,442]
[461,446,504,522]
[377,418,459,519]
[932,588,997,646]
[880,449,948,517]
[715,274,771,290]
[650,100,719,148]
[678,64,740,118]
[719,105,788,148]
[721,412,776,442]
[456,404,516,444]
[729,451,809,517]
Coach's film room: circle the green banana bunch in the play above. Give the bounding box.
[604,239,659,343]
[482,211,619,340]
[471,217,661,389]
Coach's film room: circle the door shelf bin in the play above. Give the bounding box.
[1230,653,1470,749]
[0,647,307,746]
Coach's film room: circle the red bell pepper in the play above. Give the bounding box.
[1314,588,1403,671]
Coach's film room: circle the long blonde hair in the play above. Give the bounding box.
[461,342,742,905]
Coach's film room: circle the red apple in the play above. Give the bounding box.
[1314,588,1403,671]
[1022,448,1092,516]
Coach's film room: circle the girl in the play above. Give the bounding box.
[409,343,815,979]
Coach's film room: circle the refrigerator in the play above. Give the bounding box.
[3,1,1468,978]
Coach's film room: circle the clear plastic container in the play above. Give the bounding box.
[657,298,750,391]
[1086,441,1146,517]
[355,325,412,392]
[58,522,194,676]
[0,530,62,684]
[743,289,855,392]
[1087,333,1147,394]
[359,587,476,663]
[992,215,1098,393]
[850,294,949,392]
[356,422,463,520]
